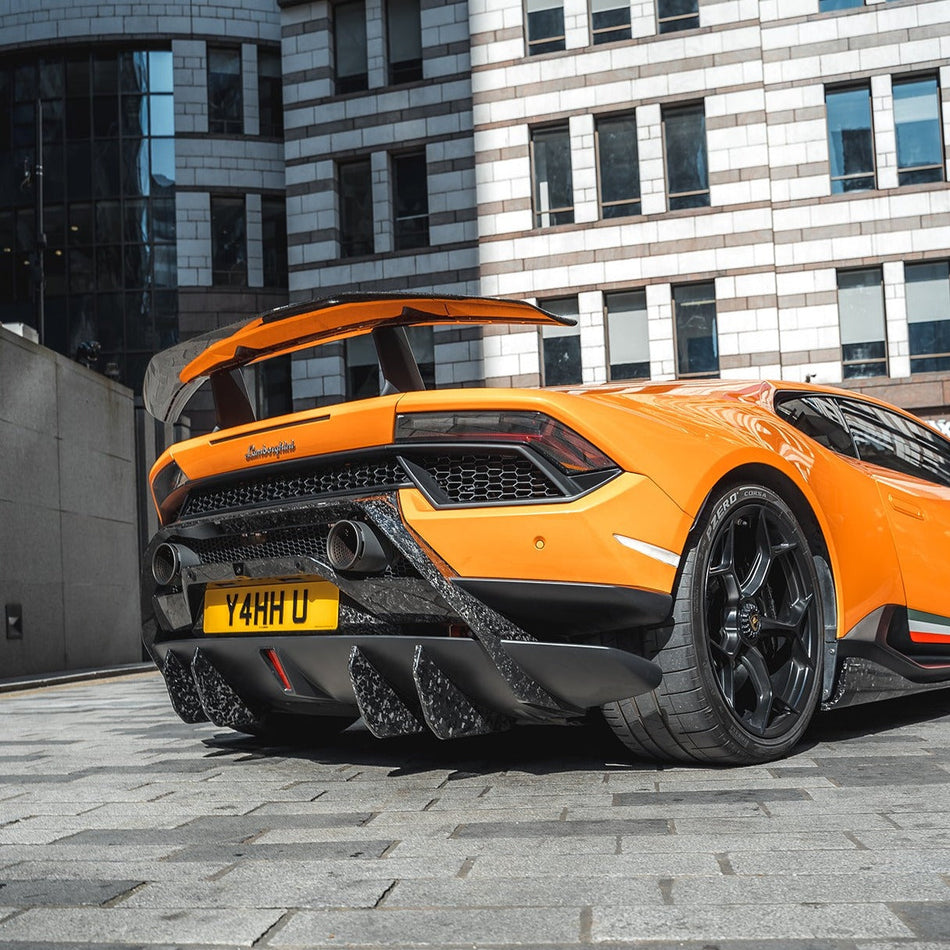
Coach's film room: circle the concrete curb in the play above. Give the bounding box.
[0,662,156,693]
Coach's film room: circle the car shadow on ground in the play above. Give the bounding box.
[196,687,950,775]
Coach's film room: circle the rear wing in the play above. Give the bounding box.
[142,293,574,425]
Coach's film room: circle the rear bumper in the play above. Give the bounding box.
[152,634,662,738]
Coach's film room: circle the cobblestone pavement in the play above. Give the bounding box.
[1,672,950,949]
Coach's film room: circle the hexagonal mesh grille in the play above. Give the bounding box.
[419,454,562,503]
[180,457,409,519]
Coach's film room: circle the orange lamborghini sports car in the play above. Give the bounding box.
[142,294,950,764]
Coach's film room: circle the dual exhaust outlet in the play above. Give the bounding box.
[151,520,390,586]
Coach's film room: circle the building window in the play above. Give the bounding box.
[211,195,247,286]
[657,0,699,33]
[257,48,283,138]
[207,47,243,135]
[334,0,368,94]
[0,50,177,392]
[606,290,649,380]
[261,196,288,288]
[526,0,565,55]
[673,282,718,378]
[387,0,423,85]
[838,267,887,379]
[826,85,875,193]
[338,158,374,257]
[819,0,863,10]
[894,76,944,186]
[597,113,640,218]
[540,296,581,386]
[532,124,574,227]
[663,102,709,210]
[906,260,950,374]
[392,151,429,250]
[591,0,631,44]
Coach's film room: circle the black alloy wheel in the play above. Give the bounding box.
[702,495,821,741]
[603,484,825,764]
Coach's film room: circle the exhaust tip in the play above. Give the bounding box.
[151,542,197,586]
[327,521,390,574]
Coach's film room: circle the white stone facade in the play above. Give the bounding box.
[468,0,950,396]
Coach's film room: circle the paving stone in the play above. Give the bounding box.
[612,787,811,806]
[268,906,582,947]
[887,902,950,941]
[0,907,284,945]
[0,879,141,907]
[163,840,394,862]
[451,817,670,838]
[592,903,915,942]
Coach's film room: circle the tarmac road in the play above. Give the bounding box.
[0,671,949,949]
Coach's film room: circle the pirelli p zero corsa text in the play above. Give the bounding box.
[604,484,825,765]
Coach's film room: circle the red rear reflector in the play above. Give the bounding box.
[263,648,293,691]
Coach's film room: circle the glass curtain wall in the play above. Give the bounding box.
[0,49,176,391]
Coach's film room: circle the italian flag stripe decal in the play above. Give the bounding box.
[908,609,950,644]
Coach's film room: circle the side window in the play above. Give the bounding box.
[839,400,950,487]
[775,395,857,458]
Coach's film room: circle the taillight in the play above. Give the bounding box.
[151,458,188,522]
[394,410,616,474]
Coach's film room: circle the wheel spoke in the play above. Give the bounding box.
[740,648,774,735]
[709,520,741,603]
[715,654,737,707]
[739,508,772,598]
[760,594,813,638]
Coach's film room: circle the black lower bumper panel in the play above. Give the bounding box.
[154,634,662,740]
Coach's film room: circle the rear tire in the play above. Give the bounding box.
[604,484,824,765]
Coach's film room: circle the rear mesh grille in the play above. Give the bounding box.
[422,454,562,503]
[180,458,409,519]
[187,525,417,578]
[175,450,567,520]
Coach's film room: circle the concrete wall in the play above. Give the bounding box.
[0,326,141,678]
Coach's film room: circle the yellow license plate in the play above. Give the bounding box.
[203,580,339,634]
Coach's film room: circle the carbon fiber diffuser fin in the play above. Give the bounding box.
[412,645,510,739]
[348,646,425,738]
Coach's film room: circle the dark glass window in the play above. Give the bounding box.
[207,47,243,135]
[663,102,709,210]
[606,290,649,380]
[0,49,176,392]
[338,158,374,257]
[392,151,429,250]
[826,85,875,193]
[673,282,718,378]
[261,196,288,288]
[838,267,887,379]
[211,195,247,286]
[526,0,565,55]
[774,395,858,458]
[906,260,950,374]
[840,400,950,487]
[597,113,640,218]
[591,0,631,44]
[532,124,574,227]
[819,0,863,9]
[335,1,369,94]
[540,296,581,386]
[258,47,283,138]
[387,0,423,85]
[657,0,699,33]
[894,76,944,186]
